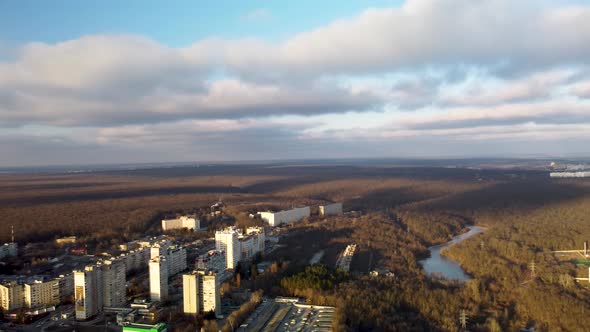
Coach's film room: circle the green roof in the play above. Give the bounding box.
[122,322,167,332]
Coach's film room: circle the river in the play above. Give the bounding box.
[419,226,486,281]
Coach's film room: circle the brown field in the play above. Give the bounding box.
[0,165,501,243]
[4,164,590,330]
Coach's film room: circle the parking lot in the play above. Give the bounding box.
[238,298,335,332]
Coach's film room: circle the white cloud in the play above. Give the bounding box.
[209,0,590,78]
[2,0,590,164]
[241,8,272,22]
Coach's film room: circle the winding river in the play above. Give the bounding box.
[419,226,486,281]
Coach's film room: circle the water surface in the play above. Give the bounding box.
[419,226,485,281]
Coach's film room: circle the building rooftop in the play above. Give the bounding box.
[122,322,167,332]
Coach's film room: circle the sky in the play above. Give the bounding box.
[1,0,590,166]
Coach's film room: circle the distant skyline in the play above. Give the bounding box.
[1,0,590,167]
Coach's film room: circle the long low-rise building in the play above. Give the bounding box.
[550,171,590,178]
[161,216,200,232]
[258,207,310,227]
[319,202,343,216]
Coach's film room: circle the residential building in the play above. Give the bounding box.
[56,274,74,303]
[196,250,229,282]
[149,256,168,303]
[550,171,590,178]
[161,216,200,232]
[55,236,77,245]
[240,227,265,261]
[0,281,24,311]
[319,202,343,216]
[183,270,220,316]
[258,207,310,226]
[102,259,126,307]
[200,271,220,316]
[1,274,73,312]
[74,265,104,320]
[137,236,169,249]
[215,228,240,269]
[215,227,265,269]
[167,246,187,276]
[119,248,150,274]
[24,279,59,308]
[150,243,187,276]
[0,242,18,260]
[182,273,198,315]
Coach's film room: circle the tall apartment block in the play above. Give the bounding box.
[150,244,187,276]
[240,227,265,261]
[102,259,126,307]
[0,281,24,312]
[149,256,168,303]
[183,270,220,316]
[215,228,241,269]
[74,259,127,320]
[74,265,104,320]
[215,226,265,269]
[167,246,187,276]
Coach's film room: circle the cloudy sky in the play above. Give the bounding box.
[1,0,590,166]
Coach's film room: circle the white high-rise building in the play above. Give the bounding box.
[150,243,187,276]
[74,265,103,320]
[215,228,241,269]
[182,273,199,315]
[149,256,168,303]
[183,270,220,316]
[101,259,126,307]
[201,271,220,316]
[215,227,265,269]
[241,227,265,260]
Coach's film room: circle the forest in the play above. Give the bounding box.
[1,164,590,330]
